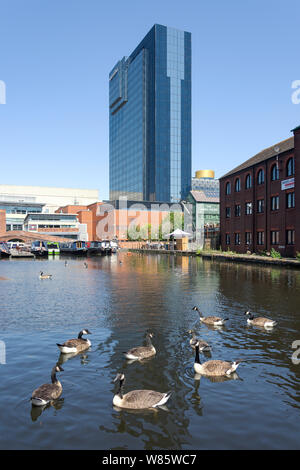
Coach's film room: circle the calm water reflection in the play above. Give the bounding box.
[0,253,300,449]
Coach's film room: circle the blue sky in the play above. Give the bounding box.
[0,0,299,200]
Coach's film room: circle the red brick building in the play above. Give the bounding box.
[0,210,6,235]
[220,126,300,257]
[56,201,178,241]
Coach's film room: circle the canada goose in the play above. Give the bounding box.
[193,341,241,377]
[245,311,277,328]
[39,271,52,280]
[84,262,88,268]
[56,329,92,354]
[124,332,156,360]
[113,373,171,409]
[31,364,64,406]
[192,306,228,326]
[188,330,211,351]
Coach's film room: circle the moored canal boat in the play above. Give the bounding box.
[0,242,10,258]
[31,240,48,257]
[110,240,119,253]
[59,240,87,255]
[100,240,112,256]
[87,241,102,255]
[47,241,60,255]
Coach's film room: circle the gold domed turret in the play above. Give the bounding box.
[195,170,215,179]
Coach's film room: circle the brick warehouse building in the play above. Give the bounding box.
[220,125,300,257]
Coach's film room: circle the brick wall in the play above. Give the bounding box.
[0,210,6,235]
[56,205,88,214]
[77,210,93,241]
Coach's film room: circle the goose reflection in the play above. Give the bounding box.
[112,404,170,414]
[194,371,240,383]
[201,323,228,332]
[30,397,64,422]
[124,356,155,366]
[191,378,203,415]
[58,351,90,366]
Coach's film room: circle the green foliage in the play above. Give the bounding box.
[296,252,300,260]
[127,223,160,241]
[270,248,281,259]
[158,212,184,240]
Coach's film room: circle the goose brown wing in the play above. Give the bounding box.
[202,360,232,376]
[123,390,165,408]
[127,346,154,358]
[254,317,271,325]
[32,382,62,401]
[204,316,222,324]
[62,339,83,348]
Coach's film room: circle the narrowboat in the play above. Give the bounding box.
[47,241,60,255]
[0,242,10,258]
[110,240,119,253]
[87,241,102,255]
[100,240,112,256]
[31,240,48,257]
[59,240,87,255]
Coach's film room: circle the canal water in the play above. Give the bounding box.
[0,253,300,450]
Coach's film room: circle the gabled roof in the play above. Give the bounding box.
[221,136,294,179]
[189,190,219,203]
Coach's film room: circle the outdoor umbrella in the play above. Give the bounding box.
[165,228,192,238]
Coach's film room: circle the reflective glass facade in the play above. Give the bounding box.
[191,177,220,198]
[109,24,191,202]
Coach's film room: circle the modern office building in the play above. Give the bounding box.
[191,170,220,196]
[183,170,220,247]
[220,125,300,257]
[23,213,88,240]
[109,24,191,203]
[0,200,45,231]
[0,185,99,213]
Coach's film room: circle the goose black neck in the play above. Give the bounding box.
[51,367,58,384]
[195,345,201,364]
[118,378,125,399]
[78,331,83,339]
[196,308,203,317]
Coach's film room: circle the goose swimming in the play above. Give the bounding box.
[31,364,64,407]
[192,306,228,326]
[193,341,241,377]
[113,373,171,409]
[188,329,211,351]
[124,332,156,360]
[39,271,52,280]
[57,329,92,354]
[245,311,277,328]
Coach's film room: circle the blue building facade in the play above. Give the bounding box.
[109,24,191,203]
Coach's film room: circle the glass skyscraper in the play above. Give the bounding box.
[109,24,191,203]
